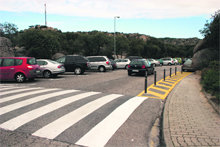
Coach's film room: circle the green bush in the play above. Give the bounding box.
[201,61,220,99]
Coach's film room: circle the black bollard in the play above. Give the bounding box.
[175,67,177,75]
[154,71,157,85]
[170,68,172,77]
[145,71,148,93]
[164,69,166,81]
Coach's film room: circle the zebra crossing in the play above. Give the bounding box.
[0,85,147,147]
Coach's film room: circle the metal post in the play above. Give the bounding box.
[164,69,166,81]
[145,71,148,93]
[175,67,177,75]
[170,68,172,77]
[114,16,120,59]
[154,71,157,85]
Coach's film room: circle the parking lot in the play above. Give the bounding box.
[1,65,181,96]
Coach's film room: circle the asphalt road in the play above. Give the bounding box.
[0,65,181,147]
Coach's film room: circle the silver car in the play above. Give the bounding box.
[148,59,160,67]
[114,59,131,69]
[37,59,65,78]
[86,56,112,72]
[161,57,174,65]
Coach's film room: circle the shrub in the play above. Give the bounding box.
[201,61,220,99]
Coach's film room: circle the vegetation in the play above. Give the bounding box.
[200,10,220,101]
[1,23,199,59]
[201,61,220,99]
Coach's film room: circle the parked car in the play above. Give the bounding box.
[173,58,178,65]
[0,57,40,83]
[86,56,112,72]
[127,59,154,76]
[182,59,195,72]
[114,58,131,69]
[175,58,182,65]
[127,56,143,61]
[148,59,160,67]
[161,57,174,65]
[37,59,65,78]
[156,59,163,66]
[109,59,117,70]
[56,55,89,75]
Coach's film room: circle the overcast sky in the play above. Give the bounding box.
[0,0,219,38]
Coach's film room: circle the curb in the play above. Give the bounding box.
[148,100,164,147]
[162,83,177,147]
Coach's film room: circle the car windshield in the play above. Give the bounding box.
[27,58,37,65]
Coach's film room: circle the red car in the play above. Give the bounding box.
[0,57,40,83]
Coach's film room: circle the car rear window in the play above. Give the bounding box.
[27,58,37,65]
[130,60,143,65]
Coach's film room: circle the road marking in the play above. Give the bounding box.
[0,91,99,130]
[138,72,192,99]
[76,96,147,147]
[0,88,56,104]
[0,87,41,96]
[0,90,76,115]
[0,87,22,92]
[32,94,123,139]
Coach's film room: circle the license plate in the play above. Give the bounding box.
[132,70,139,72]
[36,70,41,73]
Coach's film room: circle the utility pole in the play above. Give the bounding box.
[45,3,47,26]
[114,16,120,59]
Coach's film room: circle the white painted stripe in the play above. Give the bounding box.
[0,92,99,130]
[76,96,147,147]
[0,87,21,92]
[0,90,77,115]
[32,94,123,139]
[0,87,41,96]
[0,88,55,104]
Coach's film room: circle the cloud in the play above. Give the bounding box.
[0,0,219,19]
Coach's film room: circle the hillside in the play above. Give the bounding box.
[158,37,200,46]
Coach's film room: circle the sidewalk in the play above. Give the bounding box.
[163,73,220,147]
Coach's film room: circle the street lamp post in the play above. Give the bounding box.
[114,16,120,59]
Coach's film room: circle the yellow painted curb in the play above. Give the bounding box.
[137,72,192,99]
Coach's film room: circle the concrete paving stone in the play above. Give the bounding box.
[172,141,181,147]
[196,135,211,139]
[178,141,188,147]
[163,74,220,147]
[183,135,196,138]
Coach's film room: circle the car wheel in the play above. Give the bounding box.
[15,73,26,83]
[43,70,52,78]
[99,66,106,72]
[128,71,132,76]
[125,65,128,69]
[75,67,82,75]
[168,63,171,65]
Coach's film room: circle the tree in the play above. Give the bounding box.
[0,22,18,36]
[0,22,19,46]
[200,10,219,49]
[19,29,61,58]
